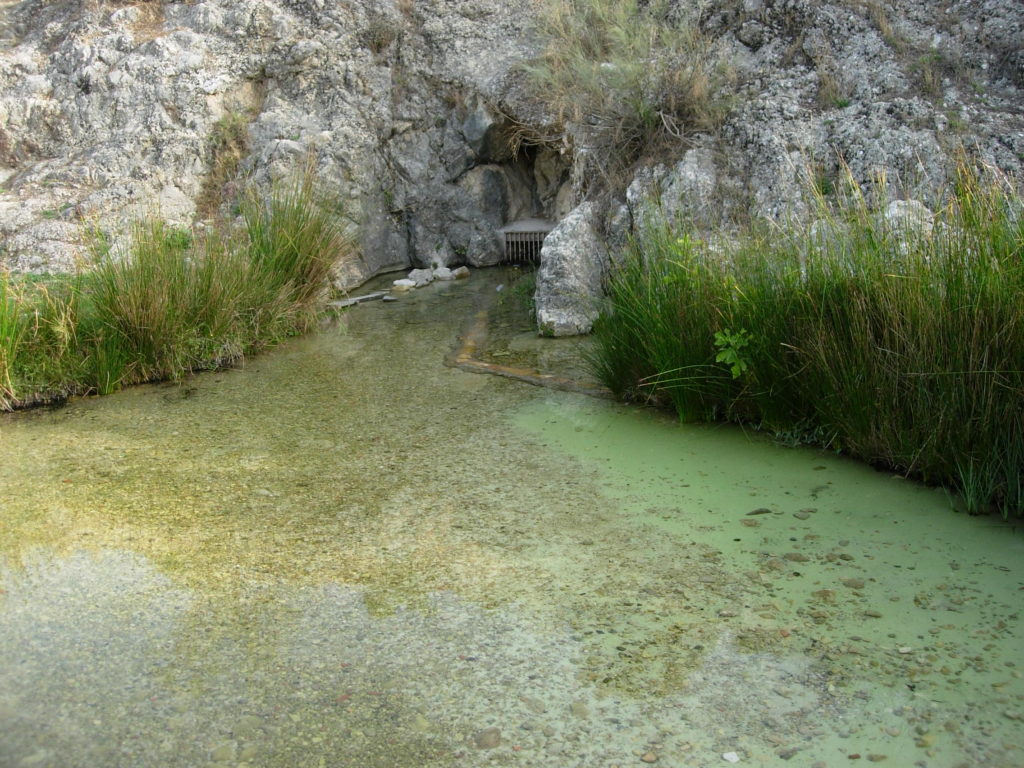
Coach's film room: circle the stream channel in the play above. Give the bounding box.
[1,267,1022,768]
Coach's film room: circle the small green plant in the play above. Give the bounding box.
[914,53,944,99]
[497,270,537,318]
[713,328,752,379]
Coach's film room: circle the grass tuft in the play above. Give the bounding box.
[0,167,356,409]
[523,0,729,194]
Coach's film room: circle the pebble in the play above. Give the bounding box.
[866,755,887,762]
[777,747,799,759]
[793,511,811,520]
[747,508,773,515]
[784,552,810,562]
[842,578,866,589]
[519,695,546,714]
[641,752,658,763]
[741,518,759,527]
[474,727,501,749]
[864,610,883,618]
[210,742,237,762]
[723,752,740,763]
[239,746,258,761]
[233,716,263,739]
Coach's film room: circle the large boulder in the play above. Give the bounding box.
[534,202,609,337]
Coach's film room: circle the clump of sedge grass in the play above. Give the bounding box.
[593,163,1024,517]
[241,169,352,332]
[0,167,356,408]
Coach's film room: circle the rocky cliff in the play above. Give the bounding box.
[0,0,565,285]
[0,0,1020,297]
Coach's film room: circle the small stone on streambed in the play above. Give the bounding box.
[210,741,236,762]
[784,552,810,562]
[793,511,811,520]
[842,578,865,589]
[474,727,501,749]
[747,508,773,515]
[641,752,658,763]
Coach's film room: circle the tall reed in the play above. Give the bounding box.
[0,167,355,408]
[593,165,1024,516]
[241,170,353,331]
[0,271,24,408]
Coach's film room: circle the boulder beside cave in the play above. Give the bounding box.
[534,202,609,337]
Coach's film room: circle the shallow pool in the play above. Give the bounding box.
[1,269,1021,767]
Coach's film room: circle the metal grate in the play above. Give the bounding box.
[497,219,554,263]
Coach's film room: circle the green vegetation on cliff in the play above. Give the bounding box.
[592,165,1024,517]
[525,0,728,191]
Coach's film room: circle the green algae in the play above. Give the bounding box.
[512,394,1024,764]
[1,268,1022,767]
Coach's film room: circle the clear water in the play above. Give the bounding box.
[1,269,1021,768]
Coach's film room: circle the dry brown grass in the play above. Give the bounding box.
[524,0,730,194]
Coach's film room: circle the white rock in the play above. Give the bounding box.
[433,266,454,280]
[534,202,609,337]
[884,199,934,237]
[408,268,434,287]
[723,753,740,764]
[392,279,416,292]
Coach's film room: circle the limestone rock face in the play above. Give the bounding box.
[0,0,567,285]
[534,202,609,337]
[0,0,1021,303]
